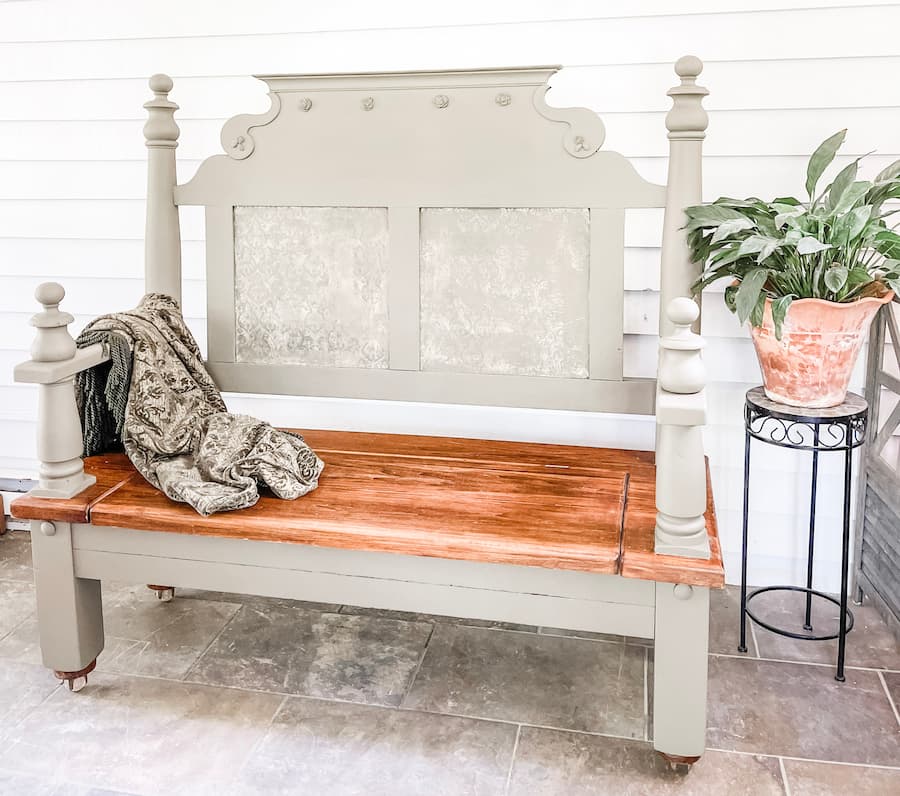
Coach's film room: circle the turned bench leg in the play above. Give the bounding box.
[30,520,104,691]
[652,581,710,766]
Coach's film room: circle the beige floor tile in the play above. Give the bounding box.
[782,759,900,795]
[0,660,59,739]
[748,589,900,669]
[3,671,282,796]
[404,624,647,738]
[884,670,900,703]
[231,697,517,795]
[186,602,432,706]
[100,585,241,679]
[508,728,785,795]
[707,656,900,764]
[709,585,758,656]
[0,531,34,582]
[0,579,35,640]
[0,768,134,795]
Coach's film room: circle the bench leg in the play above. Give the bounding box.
[30,520,104,691]
[652,581,710,766]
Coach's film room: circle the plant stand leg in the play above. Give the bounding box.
[30,520,104,690]
[653,581,710,765]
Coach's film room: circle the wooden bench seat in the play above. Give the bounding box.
[13,430,723,588]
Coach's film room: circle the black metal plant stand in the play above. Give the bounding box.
[739,387,868,682]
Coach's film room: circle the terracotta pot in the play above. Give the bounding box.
[749,292,894,408]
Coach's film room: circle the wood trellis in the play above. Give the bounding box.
[855,297,900,635]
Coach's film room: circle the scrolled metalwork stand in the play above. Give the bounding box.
[739,387,868,681]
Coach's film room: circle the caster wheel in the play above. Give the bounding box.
[54,659,97,692]
[148,585,175,602]
[658,752,699,772]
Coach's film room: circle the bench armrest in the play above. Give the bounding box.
[14,283,108,499]
[654,298,710,558]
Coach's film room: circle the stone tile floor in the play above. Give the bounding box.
[0,530,898,795]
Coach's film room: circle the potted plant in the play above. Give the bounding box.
[686,130,899,407]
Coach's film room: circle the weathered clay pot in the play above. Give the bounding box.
[750,292,894,408]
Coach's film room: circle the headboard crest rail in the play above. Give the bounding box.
[142,60,708,415]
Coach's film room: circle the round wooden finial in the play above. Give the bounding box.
[674,55,703,81]
[149,73,174,95]
[659,298,705,394]
[35,281,65,309]
[144,73,180,148]
[30,282,76,362]
[667,296,700,328]
[666,55,708,138]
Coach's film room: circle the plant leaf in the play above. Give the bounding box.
[830,180,871,216]
[796,236,833,255]
[874,158,900,184]
[874,230,900,259]
[771,295,794,340]
[774,206,805,229]
[724,284,739,313]
[806,129,847,199]
[710,217,755,243]
[824,265,849,293]
[736,268,769,325]
[826,159,859,211]
[832,205,872,242]
[683,205,751,231]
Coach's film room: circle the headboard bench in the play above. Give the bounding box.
[13,57,724,767]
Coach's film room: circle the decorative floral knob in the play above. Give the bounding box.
[232,136,246,151]
[361,97,375,111]
[495,93,512,107]
[299,97,312,112]
[433,94,450,109]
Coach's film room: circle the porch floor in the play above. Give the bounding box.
[0,530,897,795]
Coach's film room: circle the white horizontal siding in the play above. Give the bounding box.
[2,0,897,591]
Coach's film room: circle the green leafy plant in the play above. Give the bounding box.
[686,130,900,338]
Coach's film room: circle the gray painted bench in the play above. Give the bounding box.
[12,57,723,765]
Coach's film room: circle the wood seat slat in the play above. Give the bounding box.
[87,438,628,573]
[621,463,724,588]
[11,453,135,524]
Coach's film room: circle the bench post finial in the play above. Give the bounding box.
[655,298,709,558]
[659,55,708,337]
[17,283,97,499]
[144,73,182,302]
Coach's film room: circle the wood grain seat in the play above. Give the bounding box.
[13,430,724,587]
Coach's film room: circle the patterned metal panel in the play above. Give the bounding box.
[419,207,590,377]
[233,206,390,368]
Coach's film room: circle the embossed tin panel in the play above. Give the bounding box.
[233,206,389,368]
[419,207,590,377]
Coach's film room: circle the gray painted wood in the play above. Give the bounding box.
[205,205,236,363]
[206,361,657,414]
[30,520,104,673]
[652,581,710,758]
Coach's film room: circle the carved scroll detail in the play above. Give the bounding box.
[532,85,605,159]
[220,91,282,161]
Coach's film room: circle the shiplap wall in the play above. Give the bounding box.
[2,0,899,591]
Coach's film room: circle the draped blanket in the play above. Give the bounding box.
[75,294,324,515]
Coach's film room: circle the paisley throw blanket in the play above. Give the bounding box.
[75,293,324,515]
